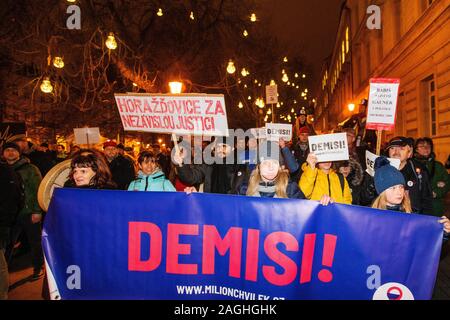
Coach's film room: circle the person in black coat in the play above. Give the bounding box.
[0,161,24,300]
[173,141,242,194]
[103,140,135,190]
[386,137,434,215]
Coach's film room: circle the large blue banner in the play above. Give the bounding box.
[42,188,443,300]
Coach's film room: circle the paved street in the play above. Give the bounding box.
[7,241,450,300]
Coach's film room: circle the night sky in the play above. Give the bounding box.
[261,0,345,88]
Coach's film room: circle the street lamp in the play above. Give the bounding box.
[348,103,355,112]
[169,81,183,94]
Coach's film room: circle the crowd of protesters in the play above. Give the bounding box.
[1,118,450,299]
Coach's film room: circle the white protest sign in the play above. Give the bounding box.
[114,94,229,136]
[308,133,349,162]
[265,85,278,104]
[366,78,400,131]
[265,123,293,142]
[257,127,267,140]
[365,150,401,177]
[73,127,100,145]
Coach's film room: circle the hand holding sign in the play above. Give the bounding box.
[306,153,318,169]
[308,133,349,163]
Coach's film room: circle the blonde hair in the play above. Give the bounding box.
[371,190,412,213]
[246,165,290,198]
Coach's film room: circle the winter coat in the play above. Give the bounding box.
[109,154,136,190]
[128,170,176,192]
[177,162,245,194]
[0,162,23,247]
[400,159,434,216]
[415,154,450,217]
[11,157,43,217]
[343,157,364,205]
[299,163,352,204]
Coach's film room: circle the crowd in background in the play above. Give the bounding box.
[1,118,450,299]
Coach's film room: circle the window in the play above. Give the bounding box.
[345,27,349,53]
[421,75,437,136]
[430,79,437,136]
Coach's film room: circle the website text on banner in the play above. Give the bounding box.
[366,78,400,131]
[42,189,443,300]
[308,133,349,163]
[114,94,229,136]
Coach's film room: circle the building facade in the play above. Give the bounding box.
[315,0,450,162]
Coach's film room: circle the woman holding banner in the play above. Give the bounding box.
[239,155,304,199]
[65,150,116,189]
[299,153,352,205]
[128,151,175,192]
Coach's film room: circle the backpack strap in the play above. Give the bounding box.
[336,172,345,198]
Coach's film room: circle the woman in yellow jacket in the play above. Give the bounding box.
[299,153,352,205]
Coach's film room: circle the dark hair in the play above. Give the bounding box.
[415,137,434,153]
[138,151,156,164]
[68,150,115,188]
[57,144,65,150]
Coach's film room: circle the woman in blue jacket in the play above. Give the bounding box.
[128,151,176,192]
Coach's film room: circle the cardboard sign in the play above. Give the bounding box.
[366,78,400,131]
[365,151,401,177]
[114,94,229,137]
[73,127,100,145]
[308,133,349,162]
[265,123,293,142]
[265,85,278,104]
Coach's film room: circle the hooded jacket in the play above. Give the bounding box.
[128,170,176,192]
[299,163,352,204]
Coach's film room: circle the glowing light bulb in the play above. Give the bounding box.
[295,73,299,78]
[282,73,289,83]
[241,68,249,77]
[238,102,244,109]
[283,56,288,62]
[250,13,257,22]
[40,77,53,93]
[302,74,306,78]
[53,56,64,69]
[270,80,276,86]
[105,32,117,50]
[190,11,195,20]
[348,103,355,112]
[227,60,236,74]
[169,81,183,94]
[243,30,248,37]
[157,8,163,16]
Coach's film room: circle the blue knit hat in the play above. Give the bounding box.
[374,156,405,194]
